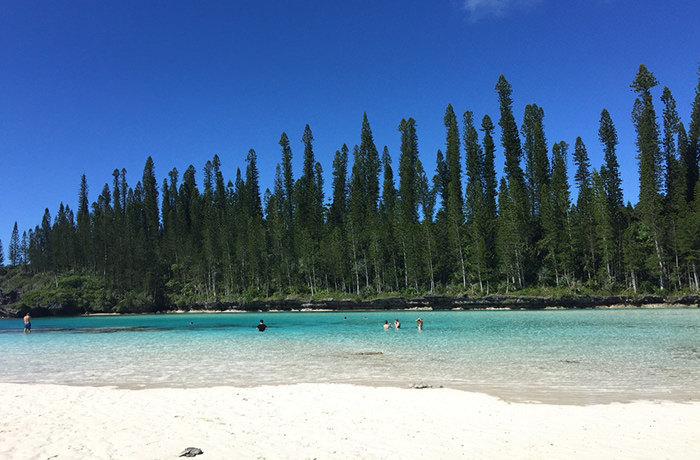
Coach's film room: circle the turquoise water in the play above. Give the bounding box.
[1,309,699,403]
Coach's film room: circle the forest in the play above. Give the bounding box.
[2,64,700,313]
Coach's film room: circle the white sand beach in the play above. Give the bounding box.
[1,383,698,460]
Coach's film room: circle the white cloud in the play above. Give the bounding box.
[461,0,543,22]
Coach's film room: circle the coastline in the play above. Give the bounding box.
[2,382,699,460]
[2,292,700,318]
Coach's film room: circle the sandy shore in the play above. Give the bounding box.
[1,383,698,460]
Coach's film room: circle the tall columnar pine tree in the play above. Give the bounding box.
[464,110,485,291]
[348,144,366,294]
[496,178,522,290]
[521,103,550,281]
[631,64,665,290]
[9,222,21,265]
[598,108,625,282]
[417,157,436,292]
[678,181,700,290]
[379,145,400,291]
[359,114,382,293]
[430,149,452,285]
[479,114,499,292]
[161,168,179,268]
[200,157,223,299]
[398,117,422,291]
[443,104,464,217]
[572,136,596,280]
[243,149,266,294]
[521,104,550,218]
[430,105,464,287]
[278,132,296,290]
[295,124,322,294]
[177,165,201,286]
[496,75,528,284]
[591,169,615,286]
[324,145,350,291]
[76,174,91,270]
[432,104,464,287]
[140,157,163,300]
[684,65,700,202]
[661,87,686,289]
[541,141,572,287]
[265,165,287,294]
[345,115,381,294]
[92,182,113,278]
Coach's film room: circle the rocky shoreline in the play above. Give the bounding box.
[1,288,699,318]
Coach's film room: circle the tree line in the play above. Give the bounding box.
[3,64,700,309]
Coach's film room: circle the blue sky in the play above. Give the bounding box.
[2,0,699,257]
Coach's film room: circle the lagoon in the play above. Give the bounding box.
[1,308,699,403]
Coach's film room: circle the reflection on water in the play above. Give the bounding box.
[1,309,699,404]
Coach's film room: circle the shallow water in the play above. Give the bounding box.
[2,309,699,403]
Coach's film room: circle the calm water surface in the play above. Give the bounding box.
[1,309,699,403]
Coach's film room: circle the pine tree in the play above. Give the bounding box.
[379,146,399,291]
[9,222,21,265]
[347,145,366,295]
[591,169,614,286]
[360,114,382,293]
[441,106,465,288]
[417,157,436,292]
[661,87,685,289]
[443,104,463,215]
[329,145,349,229]
[398,117,422,291]
[479,114,499,292]
[265,166,287,295]
[496,179,522,290]
[161,168,179,267]
[541,141,571,286]
[76,174,91,270]
[598,109,625,282]
[278,132,296,291]
[521,104,549,217]
[325,145,350,291]
[631,64,665,290]
[464,110,484,290]
[573,136,596,281]
[92,183,113,278]
[20,231,29,266]
[684,65,700,202]
[678,181,700,290]
[496,75,528,285]
[294,125,322,294]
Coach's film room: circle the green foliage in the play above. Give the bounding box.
[5,66,700,312]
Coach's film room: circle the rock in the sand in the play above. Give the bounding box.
[411,383,432,389]
[179,447,204,457]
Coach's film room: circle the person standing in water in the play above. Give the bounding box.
[416,317,423,331]
[394,318,401,329]
[23,313,31,334]
[256,320,267,331]
[383,320,392,330]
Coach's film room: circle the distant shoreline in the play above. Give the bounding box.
[2,293,699,318]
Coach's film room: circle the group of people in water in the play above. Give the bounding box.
[257,316,423,333]
[22,315,423,333]
[384,317,423,330]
